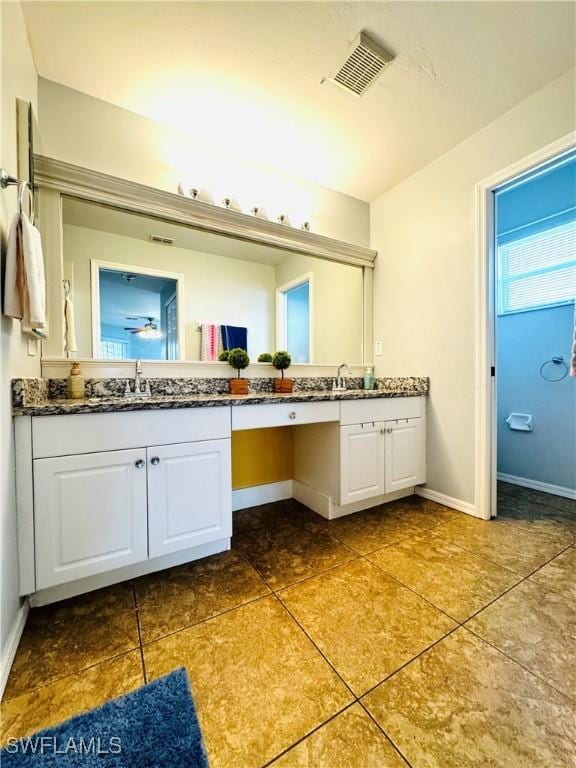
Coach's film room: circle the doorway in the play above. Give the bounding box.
[494,151,576,520]
[476,134,576,521]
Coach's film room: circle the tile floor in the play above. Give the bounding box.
[1,484,575,767]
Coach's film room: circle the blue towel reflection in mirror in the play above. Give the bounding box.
[221,325,247,351]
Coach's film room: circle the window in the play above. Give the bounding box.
[276,274,312,363]
[99,340,128,359]
[497,218,576,314]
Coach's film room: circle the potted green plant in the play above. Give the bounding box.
[227,348,250,394]
[218,350,230,362]
[257,352,273,363]
[272,350,293,393]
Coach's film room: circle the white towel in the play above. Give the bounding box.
[3,213,23,319]
[64,295,78,353]
[3,212,46,330]
[20,213,45,329]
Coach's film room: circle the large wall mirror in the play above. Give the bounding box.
[58,196,367,365]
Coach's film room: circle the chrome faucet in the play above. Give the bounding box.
[124,360,151,397]
[135,359,143,393]
[333,363,351,392]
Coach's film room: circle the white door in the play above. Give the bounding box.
[340,423,385,505]
[34,449,148,589]
[147,439,232,558]
[384,418,426,493]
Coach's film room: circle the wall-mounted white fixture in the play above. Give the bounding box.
[506,413,533,432]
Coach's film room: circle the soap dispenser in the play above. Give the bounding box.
[363,366,374,390]
[67,361,85,400]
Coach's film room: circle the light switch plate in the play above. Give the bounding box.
[374,341,382,356]
[27,337,38,356]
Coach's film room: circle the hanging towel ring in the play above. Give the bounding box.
[18,180,34,224]
[540,356,569,382]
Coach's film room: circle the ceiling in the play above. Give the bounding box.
[62,196,291,266]
[23,1,575,201]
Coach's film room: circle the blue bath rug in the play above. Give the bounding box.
[1,667,209,767]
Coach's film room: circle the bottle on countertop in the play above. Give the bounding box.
[363,366,374,390]
[67,361,85,400]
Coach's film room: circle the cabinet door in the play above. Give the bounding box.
[340,424,385,505]
[147,439,232,558]
[385,418,426,493]
[34,449,148,589]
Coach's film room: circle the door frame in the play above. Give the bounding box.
[90,259,185,360]
[474,131,576,520]
[275,272,314,363]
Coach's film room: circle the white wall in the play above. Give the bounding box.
[370,69,576,508]
[38,78,370,247]
[275,252,364,364]
[0,2,38,660]
[64,224,276,360]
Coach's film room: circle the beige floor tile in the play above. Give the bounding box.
[498,482,576,518]
[368,532,521,621]
[364,628,576,768]
[530,546,576,599]
[432,515,569,575]
[143,595,352,768]
[386,497,461,530]
[466,579,576,698]
[4,583,140,700]
[234,502,356,589]
[497,492,576,542]
[279,559,456,695]
[271,704,408,768]
[327,507,423,555]
[135,550,270,642]
[1,651,144,746]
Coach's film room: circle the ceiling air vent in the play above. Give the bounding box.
[149,234,174,246]
[329,32,394,96]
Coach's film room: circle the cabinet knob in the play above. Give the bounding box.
[288,411,297,420]
[150,456,160,466]
[134,459,145,469]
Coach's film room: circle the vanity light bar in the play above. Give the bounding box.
[178,184,312,232]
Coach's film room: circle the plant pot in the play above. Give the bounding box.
[230,378,249,395]
[273,378,293,393]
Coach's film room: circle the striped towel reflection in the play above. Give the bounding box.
[200,323,221,361]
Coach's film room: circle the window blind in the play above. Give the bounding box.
[497,218,576,314]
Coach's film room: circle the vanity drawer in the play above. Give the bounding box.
[340,396,425,426]
[32,407,231,458]
[232,401,339,431]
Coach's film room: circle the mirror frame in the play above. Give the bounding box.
[34,155,377,366]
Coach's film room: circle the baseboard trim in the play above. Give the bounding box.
[0,599,29,701]
[232,480,294,511]
[415,487,479,517]
[30,539,230,607]
[293,479,413,520]
[497,473,576,500]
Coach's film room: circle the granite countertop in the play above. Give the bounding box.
[12,387,427,417]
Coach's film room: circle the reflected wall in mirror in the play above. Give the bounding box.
[61,197,364,364]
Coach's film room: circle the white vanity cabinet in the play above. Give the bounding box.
[384,417,426,493]
[294,396,426,518]
[34,448,149,589]
[16,407,232,600]
[147,440,231,558]
[340,423,385,504]
[339,417,425,505]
